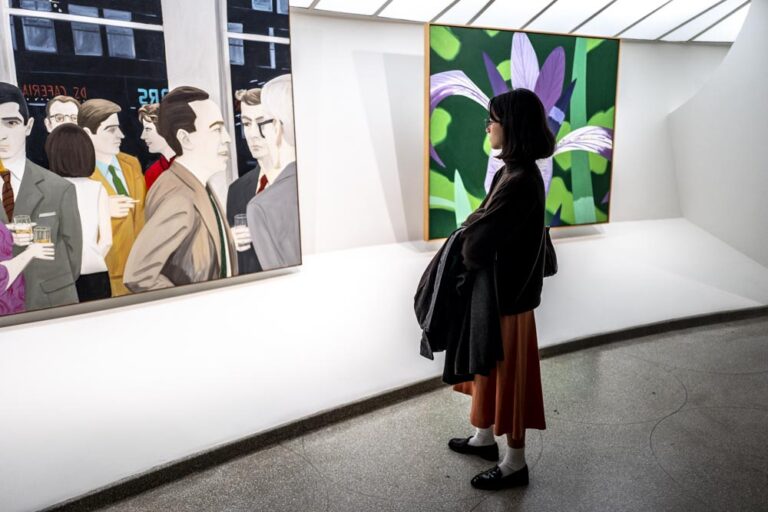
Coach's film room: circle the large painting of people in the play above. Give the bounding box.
[427,25,619,239]
[0,0,300,318]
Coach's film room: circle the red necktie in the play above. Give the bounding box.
[0,168,14,221]
[257,174,269,194]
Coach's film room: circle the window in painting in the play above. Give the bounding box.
[103,9,135,59]
[69,4,103,56]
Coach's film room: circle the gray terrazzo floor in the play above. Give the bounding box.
[100,316,768,512]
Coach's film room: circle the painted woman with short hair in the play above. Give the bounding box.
[45,124,113,302]
[138,103,175,190]
[449,88,555,490]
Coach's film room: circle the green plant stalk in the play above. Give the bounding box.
[570,38,597,224]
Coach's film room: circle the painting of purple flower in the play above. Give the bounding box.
[427,27,619,238]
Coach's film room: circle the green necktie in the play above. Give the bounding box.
[108,165,129,195]
[208,193,228,278]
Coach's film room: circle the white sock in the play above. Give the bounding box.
[499,446,526,476]
[467,426,495,447]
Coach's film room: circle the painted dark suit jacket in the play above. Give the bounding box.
[226,166,262,275]
[1,160,82,311]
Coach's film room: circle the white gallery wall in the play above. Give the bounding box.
[1,8,766,512]
[669,0,768,267]
[292,14,731,253]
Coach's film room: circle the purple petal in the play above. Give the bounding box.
[430,71,490,113]
[511,32,539,91]
[430,144,446,168]
[537,157,554,196]
[429,71,489,168]
[548,79,576,134]
[484,152,504,193]
[483,52,509,97]
[534,47,565,114]
[555,126,613,160]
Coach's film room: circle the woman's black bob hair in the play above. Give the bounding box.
[489,88,556,165]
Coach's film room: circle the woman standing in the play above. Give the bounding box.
[448,89,555,490]
[45,124,113,302]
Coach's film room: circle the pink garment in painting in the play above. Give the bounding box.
[0,224,25,316]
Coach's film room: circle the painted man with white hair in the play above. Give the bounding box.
[244,74,300,271]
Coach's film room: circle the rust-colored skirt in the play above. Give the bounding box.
[453,310,546,439]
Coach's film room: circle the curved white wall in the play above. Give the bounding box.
[669,0,768,266]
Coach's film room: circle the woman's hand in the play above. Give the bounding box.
[24,243,55,261]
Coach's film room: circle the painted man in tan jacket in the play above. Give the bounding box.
[123,87,239,291]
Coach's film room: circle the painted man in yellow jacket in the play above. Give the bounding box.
[79,99,146,296]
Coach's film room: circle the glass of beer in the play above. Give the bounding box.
[13,215,32,235]
[234,214,248,228]
[33,225,51,244]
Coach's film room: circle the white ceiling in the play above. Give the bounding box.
[290,0,751,43]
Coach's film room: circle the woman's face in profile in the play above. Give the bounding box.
[487,112,504,150]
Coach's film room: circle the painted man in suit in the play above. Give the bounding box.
[123,86,238,291]
[79,99,146,296]
[244,74,300,271]
[226,88,265,275]
[0,82,82,310]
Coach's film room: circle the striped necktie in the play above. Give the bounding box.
[0,164,14,222]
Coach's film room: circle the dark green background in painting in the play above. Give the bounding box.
[428,25,619,239]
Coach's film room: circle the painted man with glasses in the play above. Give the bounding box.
[226,87,269,274]
[43,96,80,133]
[242,74,300,271]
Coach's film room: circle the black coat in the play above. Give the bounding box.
[462,163,546,315]
[414,229,503,385]
[227,167,263,275]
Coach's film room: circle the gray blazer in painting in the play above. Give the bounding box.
[245,162,301,271]
[123,161,238,292]
[1,160,83,311]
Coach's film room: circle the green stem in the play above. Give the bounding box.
[570,38,596,224]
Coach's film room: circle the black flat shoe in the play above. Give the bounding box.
[471,464,529,490]
[448,437,499,461]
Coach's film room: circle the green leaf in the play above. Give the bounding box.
[586,38,604,52]
[588,106,615,129]
[587,107,614,175]
[469,193,483,210]
[546,177,575,225]
[595,207,608,222]
[430,196,455,212]
[453,169,473,226]
[483,133,491,156]
[430,170,453,201]
[497,59,511,82]
[430,108,452,146]
[589,153,608,175]
[485,30,500,37]
[430,26,461,61]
